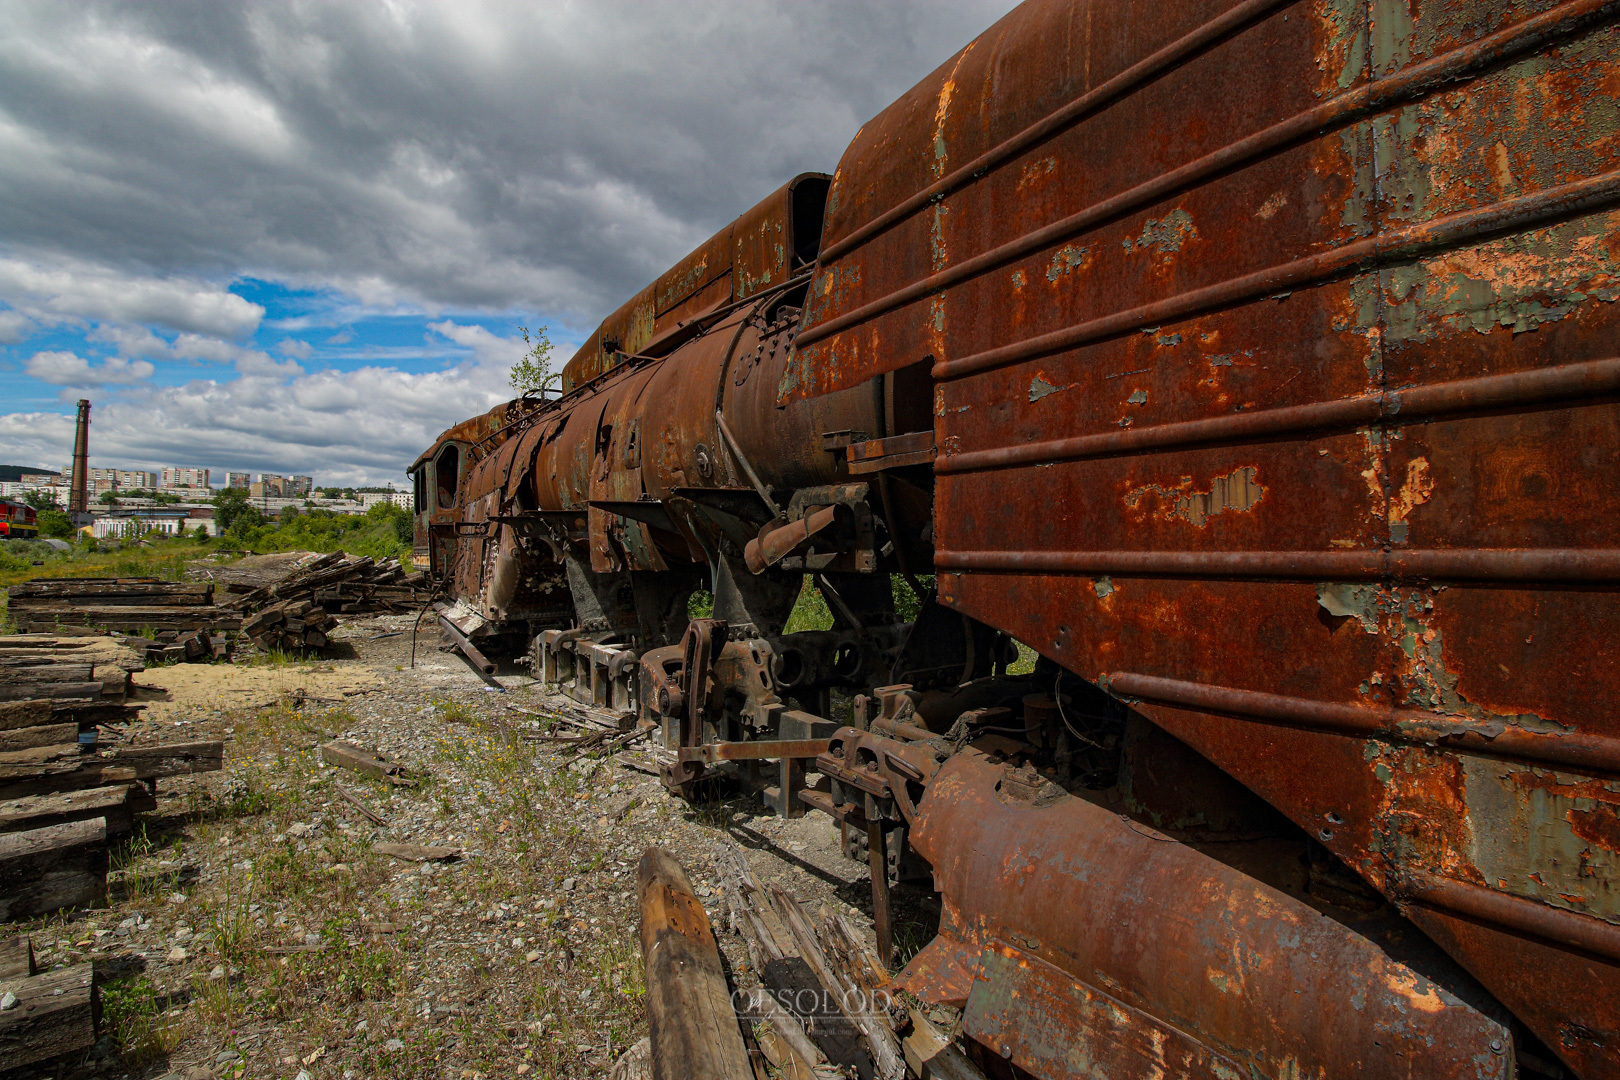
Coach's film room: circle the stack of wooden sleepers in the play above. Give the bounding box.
[0,634,145,727]
[241,598,337,652]
[0,637,222,905]
[0,635,223,1068]
[223,550,430,615]
[6,577,241,637]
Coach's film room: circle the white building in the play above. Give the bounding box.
[161,466,211,489]
[359,491,413,511]
[92,509,213,538]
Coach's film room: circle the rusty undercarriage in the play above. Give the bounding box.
[412,2,1620,1076]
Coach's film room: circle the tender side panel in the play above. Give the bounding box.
[561,174,830,392]
[791,0,1620,1073]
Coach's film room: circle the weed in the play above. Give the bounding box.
[100,976,181,1066]
[434,697,474,725]
[204,868,259,964]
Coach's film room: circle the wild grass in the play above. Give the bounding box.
[100,976,183,1067]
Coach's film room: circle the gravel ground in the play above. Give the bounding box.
[11,614,930,1080]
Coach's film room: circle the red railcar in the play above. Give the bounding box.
[0,500,38,539]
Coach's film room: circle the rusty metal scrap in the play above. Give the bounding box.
[897,749,1512,1079]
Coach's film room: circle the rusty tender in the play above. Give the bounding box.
[414,2,1620,1076]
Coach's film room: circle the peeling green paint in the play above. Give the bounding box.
[1377,216,1620,343]
[1045,243,1090,281]
[1093,576,1113,598]
[1122,209,1198,254]
[1461,760,1620,923]
[1367,0,1414,78]
[1029,374,1061,403]
[1125,389,1148,405]
[1155,333,1182,347]
[1316,582,1382,632]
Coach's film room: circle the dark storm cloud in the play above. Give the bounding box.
[0,0,1018,327]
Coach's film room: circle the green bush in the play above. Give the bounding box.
[37,509,72,538]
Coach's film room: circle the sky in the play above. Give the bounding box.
[0,0,1017,487]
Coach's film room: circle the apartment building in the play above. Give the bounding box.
[161,466,211,489]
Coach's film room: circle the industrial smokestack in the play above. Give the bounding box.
[70,399,90,515]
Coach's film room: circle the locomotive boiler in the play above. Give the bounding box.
[413,1,1620,1076]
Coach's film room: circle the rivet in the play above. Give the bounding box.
[1001,1045,1013,1059]
[1490,1039,1504,1054]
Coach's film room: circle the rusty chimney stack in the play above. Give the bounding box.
[69,398,91,515]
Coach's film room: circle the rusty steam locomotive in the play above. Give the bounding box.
[413,1,1620,1075]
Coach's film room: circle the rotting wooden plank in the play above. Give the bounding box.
[0,819,108,921]
[104,740,223,778]
[638,846,753,1080]
[0,702,52,733]
[0,785,140,837]
[769,883,906,1080]
[0,744,80,768]
[0,764,136,802]
[0,962,98,1068]
[0,682,102,702]
[0,935,35,979]
[319,741,411,784]
[372,842,460,863]
[0,724,80,754]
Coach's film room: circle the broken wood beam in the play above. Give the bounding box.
[0,785,145,838]
[0,935,35,979]
[0,819,108,921]
[320,740,411,784]
[637,846,753,1080]
[0,724,80,754]
[768,882,906,1080]
[0,962,99,1069]
[902,1009,988,1080]
[103,740,223,779]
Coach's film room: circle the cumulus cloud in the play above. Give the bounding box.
[24,350,155,386]
[428,320,528,369]
[277,338,312,359]
[0,255,263,337]
[0,348,512,486]
[0,308,32,343]
[0,0,1015,324]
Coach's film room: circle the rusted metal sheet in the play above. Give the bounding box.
[894,750,1512,1079]
[771,1,1620,1072]
[561,174,831,391]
